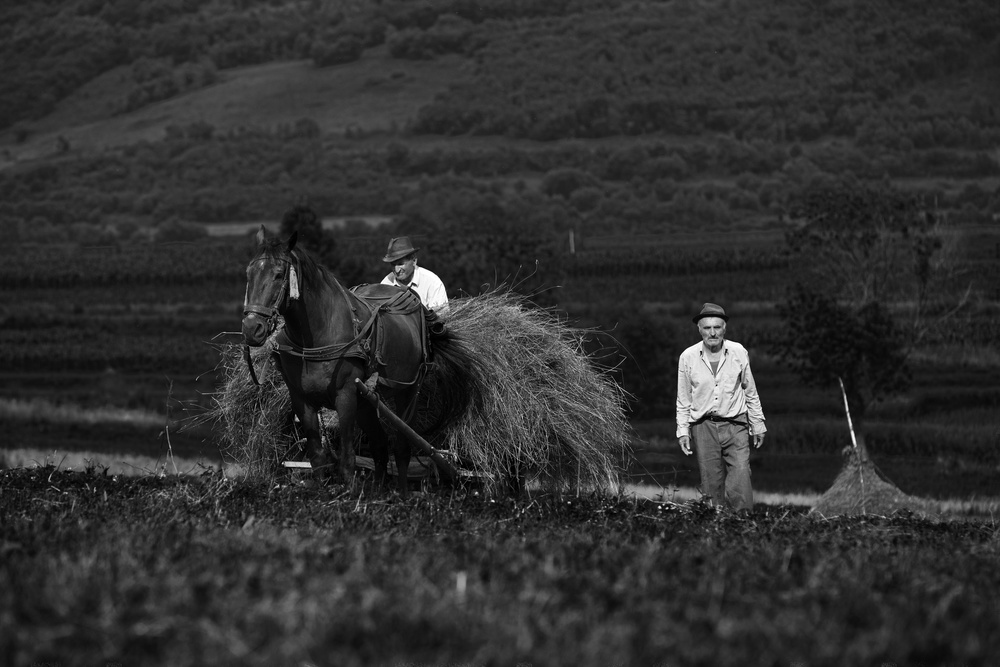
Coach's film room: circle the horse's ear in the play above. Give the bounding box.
[256,224,267,246]
[287,231,298,252]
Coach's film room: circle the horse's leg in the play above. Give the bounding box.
[389,389,419,498]
[392,435,412,498]
[333,384,358,490]
[356,398,390,492]
[297,403,332,483]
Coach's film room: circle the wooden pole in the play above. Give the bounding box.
[838,376,865,515]
[354,378,461,482]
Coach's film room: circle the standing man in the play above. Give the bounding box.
[676,303,766,511]
[380,236,450,314]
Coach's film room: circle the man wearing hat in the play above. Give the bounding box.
[676,302,766,511]
[380,236,450,314]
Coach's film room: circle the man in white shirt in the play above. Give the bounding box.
[380,236,450,314]
[676,302,766,511]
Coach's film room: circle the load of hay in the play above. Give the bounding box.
[206,290,633,495]
[209,335,297,483]
[810,446,939,517]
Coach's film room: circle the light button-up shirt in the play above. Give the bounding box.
[675,340,766,438]
[381,266,450,313]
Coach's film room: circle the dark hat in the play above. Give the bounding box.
[382,236,419,263]
[693,302,728,323]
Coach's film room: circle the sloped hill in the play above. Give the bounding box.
[1,46,469,168]
[1,0,997,246]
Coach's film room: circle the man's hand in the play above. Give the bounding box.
[753,432,766,449]
[679,435,692,456]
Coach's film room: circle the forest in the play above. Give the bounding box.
[2,0,999,245]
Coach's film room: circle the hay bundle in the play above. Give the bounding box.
[810,447,939,517]
[209,337,298,482]
[206,291,633,494]
[434,291,632,494]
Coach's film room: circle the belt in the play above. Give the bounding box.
[700,412,747,424]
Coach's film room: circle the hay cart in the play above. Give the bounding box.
[217,291,631,496]
[280,376,484,489]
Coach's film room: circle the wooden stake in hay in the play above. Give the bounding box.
[811,378,937,517]
[206,290,633,494]
[810,447,939,518]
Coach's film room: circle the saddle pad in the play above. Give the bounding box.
[352,283,424,316]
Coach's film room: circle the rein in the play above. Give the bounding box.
[273,301,379,362]
[273,288,417,365]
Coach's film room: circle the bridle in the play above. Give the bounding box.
[242,254,296,385]
[244,255,298,324]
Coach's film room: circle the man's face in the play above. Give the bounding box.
[392,255,416,284]
[698,317,726,350]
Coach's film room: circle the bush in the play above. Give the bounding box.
[311,35,365,66]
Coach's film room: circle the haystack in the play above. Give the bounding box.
[209,334,297,482]
[810,446,939,518]
[205,291,632,495]
[436,291,632,494]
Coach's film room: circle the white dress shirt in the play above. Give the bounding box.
[675,340,766,438]
[381,266,449,313]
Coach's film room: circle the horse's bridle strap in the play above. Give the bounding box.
[244,304,279,318]
[273,301,381,362]
[243,256,293,318]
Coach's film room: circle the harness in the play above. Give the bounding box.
[348,285,432,391]
[244,254,432,393]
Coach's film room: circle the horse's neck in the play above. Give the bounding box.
[284,272,357,347]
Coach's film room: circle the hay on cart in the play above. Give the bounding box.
[207,290,633,495]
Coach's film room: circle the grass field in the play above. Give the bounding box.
[2,466,998,667]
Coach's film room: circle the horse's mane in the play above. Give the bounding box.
[256,235,342,293]
[291,244,339,292]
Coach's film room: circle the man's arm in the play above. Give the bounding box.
[424,275,449,313]
[676,356,693,454]
[741,357,766,447]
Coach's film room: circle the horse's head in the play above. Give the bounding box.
[242,225,300,347]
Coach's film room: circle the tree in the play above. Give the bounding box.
[774,182,967,452]
[279,202,337,266]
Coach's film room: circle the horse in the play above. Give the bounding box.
[241,225,472,496]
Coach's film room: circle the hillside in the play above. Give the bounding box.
[1,46,470,167]
[2,0,999,232]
